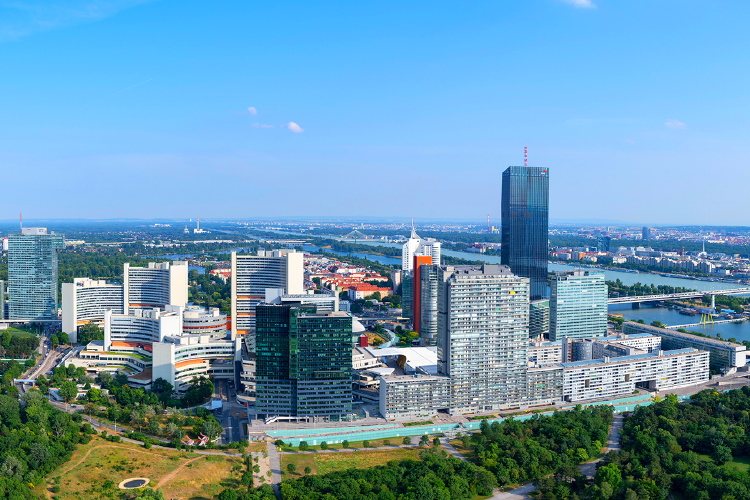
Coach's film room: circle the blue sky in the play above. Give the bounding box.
[0,0,748,224]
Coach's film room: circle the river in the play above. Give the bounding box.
[252,229,750,341]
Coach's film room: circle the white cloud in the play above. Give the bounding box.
[247,106,257,115]
[251,123,273,128]
[562,0,595,8]
[285,121,304,133]
[0,0,153,41]
[664,119,687,129]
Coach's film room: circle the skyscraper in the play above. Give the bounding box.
[436,264,529,413]
[231,250,304,343]
[8,227,64,319]
[123,261,188,313]
[255,304,353,420]
[549,270,607,341]
[642,227,652,240]
[501,166,549,300]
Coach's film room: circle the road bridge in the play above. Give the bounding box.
[607,288,750,304]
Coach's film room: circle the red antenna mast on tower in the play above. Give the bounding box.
[524,146,528,167]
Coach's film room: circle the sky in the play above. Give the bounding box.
[0,0,749,224]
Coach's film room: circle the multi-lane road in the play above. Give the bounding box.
[213,378,247,444]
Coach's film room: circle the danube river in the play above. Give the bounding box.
[256,230,750,341]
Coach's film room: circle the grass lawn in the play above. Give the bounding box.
[36,436,242,500]
[281,447,422,476]
[725,456,750,473]
[6,327,37,338]
[279,436,439,452]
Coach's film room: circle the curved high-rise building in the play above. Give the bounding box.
[123,261,188,312]
[62,278,124,342]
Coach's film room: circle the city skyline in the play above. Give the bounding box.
[1,1,749,223]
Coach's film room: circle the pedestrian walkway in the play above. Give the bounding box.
[439,437,468,462]
[489,413,625,499]
[267,441,282,499]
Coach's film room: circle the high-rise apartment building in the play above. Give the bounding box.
[254,304,353,419]
[501,166,549,300]
[8,227,64,319]
[231,250,304,343]
[123,262,188,313]
[62,278,125,342]
[549,271,607,341]
[437,264,529,413]
[642,227,652,240]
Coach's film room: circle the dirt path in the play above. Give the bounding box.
[53,444,171,478]
[155,455,206,488]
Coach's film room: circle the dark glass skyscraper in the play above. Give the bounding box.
[501,166,549,300]
[255,304,353,420]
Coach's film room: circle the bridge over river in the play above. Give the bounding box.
[607,288,750,304]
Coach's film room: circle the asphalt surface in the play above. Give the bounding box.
[214,378,247,444]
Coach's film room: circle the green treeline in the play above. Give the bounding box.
[536,389,750,500]
[277,448,497,500]
[189,270,231,314]
[0,385,92,499]
[606,280,696,297]
[467,406,612,487]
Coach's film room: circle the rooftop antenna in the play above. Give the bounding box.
[487,214,491,231]
[524,146,528,167]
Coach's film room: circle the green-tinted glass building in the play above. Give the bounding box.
[255,304,353,420]
[549,270,607,341]
[8,228,64,319]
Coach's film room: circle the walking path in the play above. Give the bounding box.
[439,437,468,462]
[267,441,282,499]
[488,413,625,499]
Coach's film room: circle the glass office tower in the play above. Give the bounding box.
[501,166,549,300]
[549,270,607,341]
[255,304,353,420]
[8,228,64,319]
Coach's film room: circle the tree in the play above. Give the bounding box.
[57,331,69,344]
[403,436,412,445]
[166,422,181,438]
[304,466,312,474]
[712,445,733,465]
[77,322,104,345]
[432,437,441,447]
[362,440,370,448]
[299,441,310,451]
[50,334,59,349]
[342,440,350,449]
[201,417,223,439]
[320,441,329,450]
[58,380,78,403]
[287,463,297,474]
[420,435,429,447]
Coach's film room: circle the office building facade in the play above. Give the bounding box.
[437,264,529,413]
[123,261,188,313]
[501,166,549,300]
[549,271,608,341]
[8,227,65,319]
[255,304,353,419]
[231,250,304,343]
[62,278,125,342]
